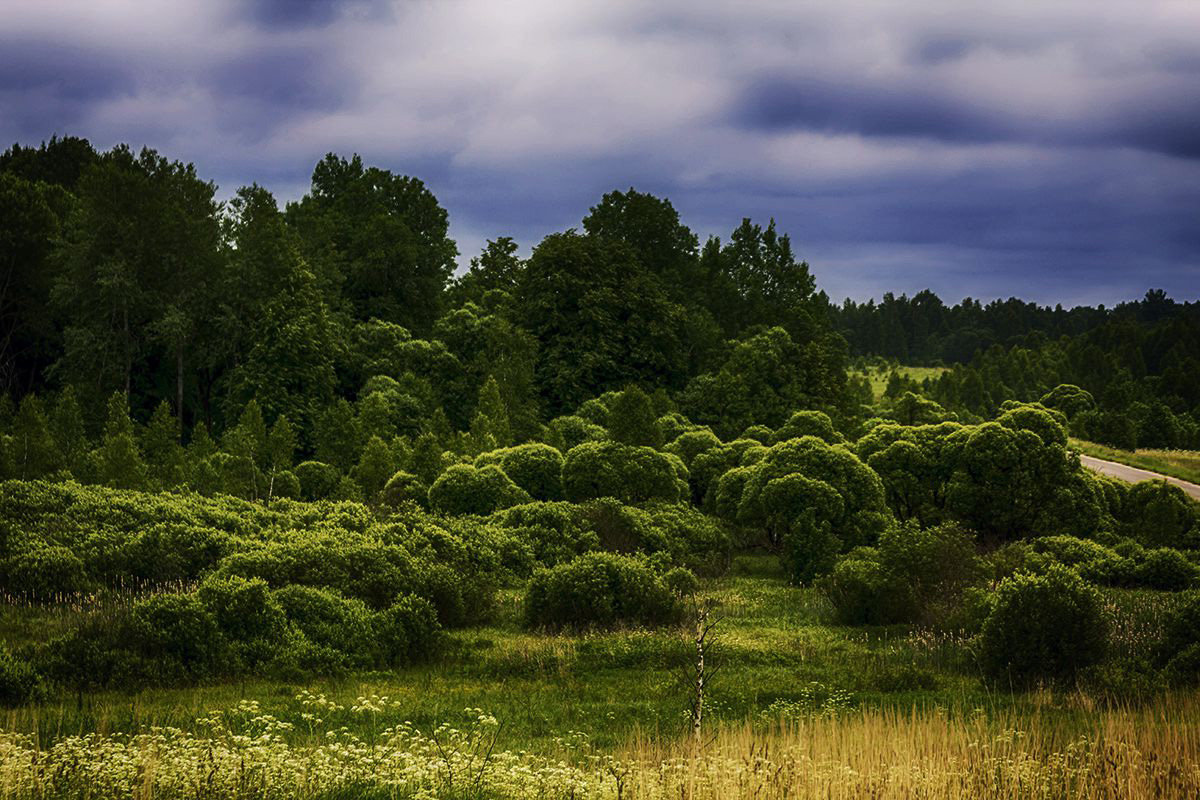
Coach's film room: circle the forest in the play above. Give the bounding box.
[1,136,1199,798]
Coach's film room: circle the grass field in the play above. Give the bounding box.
[857,365,951,401]
[3,556,1197,798]
[1,557,1189,756]
[1071,439,1200,485]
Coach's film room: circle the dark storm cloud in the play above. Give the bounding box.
[209,44,349,114]
[0,38,134,138]
[0,0,1197,306]
[240,0,387,29]
[736,75,1009,142]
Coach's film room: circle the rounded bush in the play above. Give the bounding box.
[1132,548,1199,590]
[477,443,565,501]
[663,566,699,598]
[878,521,981,602]
[270,470,301,500]
[428,464,532,516]
[979,565,1108,686]
[125,593,228,683]
[665,429,722,469]
[380,470,429,508]
[273,585,376,667]
[1157,591,1200,683]
[1123,481,1199,550]
[738,425,774,444]
[772,411,843,445]
[3,545,90,601]
[821,557,913,625]
[373,594,444,666]
[295,461,341,501]
[545,415,607,452]
[997,404,1068,447]
[491,502,599,567]
[524,553,682,630]
[197,575,287,653]
[562,441,685,505]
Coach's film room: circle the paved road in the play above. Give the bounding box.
[1079,454,1200,501]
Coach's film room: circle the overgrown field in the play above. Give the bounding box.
[3,553,1199,798]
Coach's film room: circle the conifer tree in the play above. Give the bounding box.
[49,387,88,477]
[97,391,146,489]
[354,435,396,500]
[11,394,56,479]
[142,400,186,488]
[607,385,664,448]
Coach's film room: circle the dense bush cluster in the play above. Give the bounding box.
[524,553,687,631]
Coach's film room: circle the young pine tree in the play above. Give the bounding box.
[142,401,186,489]
[11,395,58,479]
[98,392,147,489]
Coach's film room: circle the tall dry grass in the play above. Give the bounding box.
[618,696,1200,799]
[1,694,1197,799]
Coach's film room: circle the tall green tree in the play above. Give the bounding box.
[51,146,222,422]
[221,186,339,436]
[286,153,457,333]
[518,231,688,412]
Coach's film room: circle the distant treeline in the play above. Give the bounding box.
[1,135,1196,459]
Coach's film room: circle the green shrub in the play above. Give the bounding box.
[996,404,1068,447]
[1132,548,1199,590]
[979,565,1109,686]
[1157,591,1200,684]
[545,415,607,452]
[1121,481,1199,550]
[734,436,891,582]
[490,502,599,567]
[878,521,982,617]
[561,441,685,504]
[772,411,843,445]
[574,499,732,574]
[273,585,377,669]
[663,566,699,598]
[0,643,41,706]
[476,443,565,501]
[738,425,773,444]
[380,470,428,508]
[821,557,913,625]
[125,593,228,684]
[665,430,722,469]
[524,553,682,630]
[2,544,90,600]
[270,470,301,500]
[197,575,288,668]
[428,464,531,516]
[373,594,444,666]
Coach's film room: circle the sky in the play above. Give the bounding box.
[3,0,1199,306]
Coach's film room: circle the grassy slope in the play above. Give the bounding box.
[1071,438,1200,485]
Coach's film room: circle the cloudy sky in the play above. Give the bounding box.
[3,0,1198,305]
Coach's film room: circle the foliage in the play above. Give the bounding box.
[475,443,564,501]
[524,552,682,630]
[427,464,531,516]
[561,441,686,505]
[978,565,1109,686]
